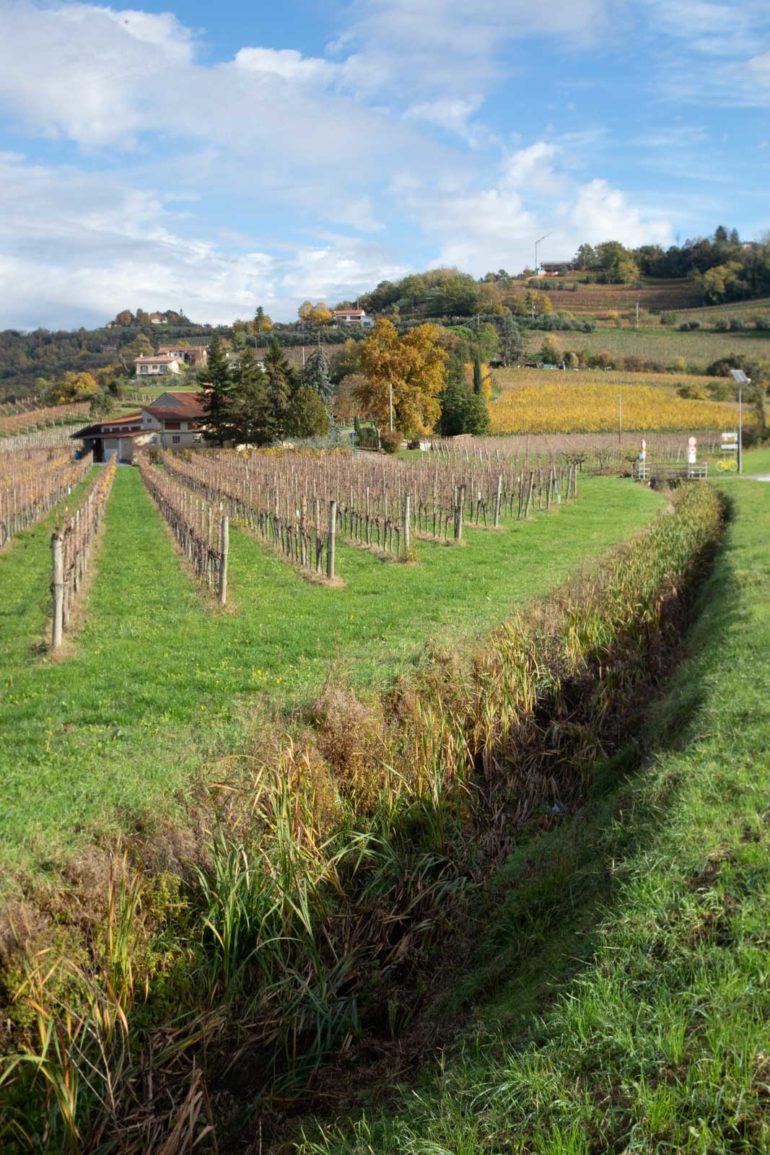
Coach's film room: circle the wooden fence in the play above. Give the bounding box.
[50,461,116,651]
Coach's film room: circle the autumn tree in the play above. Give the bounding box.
[298,300,334,326]
[356,319,447,437]
[253,305,274,335]
[47,371,101,404]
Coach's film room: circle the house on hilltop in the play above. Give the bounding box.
[332,308,374,327]
[134,354,182,378]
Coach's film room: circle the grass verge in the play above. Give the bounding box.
[296,476,770,1155]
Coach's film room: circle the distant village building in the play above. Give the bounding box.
[134,354,182,378]
[158,344,209,369]
[332,308,374,327]
[539,261,574,277]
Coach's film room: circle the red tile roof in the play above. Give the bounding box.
[143,392,206,422]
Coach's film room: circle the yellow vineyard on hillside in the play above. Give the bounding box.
[489,380,731,434]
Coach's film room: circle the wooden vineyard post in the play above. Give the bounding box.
[454,484,466,541]
[218,515,229,606]
[51,532,64,652]
[402,494,411,560]
[327,499,337,580]
[493,473,503,528]
[525,471,535,519]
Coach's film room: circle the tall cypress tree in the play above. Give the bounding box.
[472,355,483,396]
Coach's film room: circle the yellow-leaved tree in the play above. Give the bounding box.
[355,319,447,437]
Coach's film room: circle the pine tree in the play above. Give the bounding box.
[200,331,233,444]
[302,343,333,404]
[285,385,330,438]
[263,339,294,440]
[225,348,275,445]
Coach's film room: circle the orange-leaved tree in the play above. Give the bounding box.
[355,319,447,437]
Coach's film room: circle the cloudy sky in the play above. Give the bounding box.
[1,0,769,329]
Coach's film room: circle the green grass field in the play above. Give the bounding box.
[297,463,770,1155]
[0,466,662,886]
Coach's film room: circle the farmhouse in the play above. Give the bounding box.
[134,354,182,378]
[140,391,206,449]
[71,413,149,463]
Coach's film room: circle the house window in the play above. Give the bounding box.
[165,421,181,430]
[172,435,181,444]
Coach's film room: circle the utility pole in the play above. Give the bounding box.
[534,232,552,276]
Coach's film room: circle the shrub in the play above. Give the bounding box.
[380,430,403,454]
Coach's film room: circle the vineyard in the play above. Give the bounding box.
[522,325,770,369]
[0,400,89,438]
[489,379,731,434]
[141,447,581,592]
[531,277,701,316]
[0,445,93,547]
[2,422,765,1153]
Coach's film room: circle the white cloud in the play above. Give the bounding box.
[501,142,565,195]
[0,153,408,328]
[334,0,613,102]
[562,179,672,247]
[234,46,337,85]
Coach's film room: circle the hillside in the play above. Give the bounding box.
[533,277,702,317]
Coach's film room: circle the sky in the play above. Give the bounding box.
[1,0,769,330]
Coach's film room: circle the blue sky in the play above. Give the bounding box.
[1,0,769,329]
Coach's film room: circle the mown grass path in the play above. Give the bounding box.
[297,473,770,1155]
[0,466,661,883]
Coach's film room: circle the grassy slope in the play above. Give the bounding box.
[298,468,770,1155]
[0,466,661,883]
[527,326,770,367]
